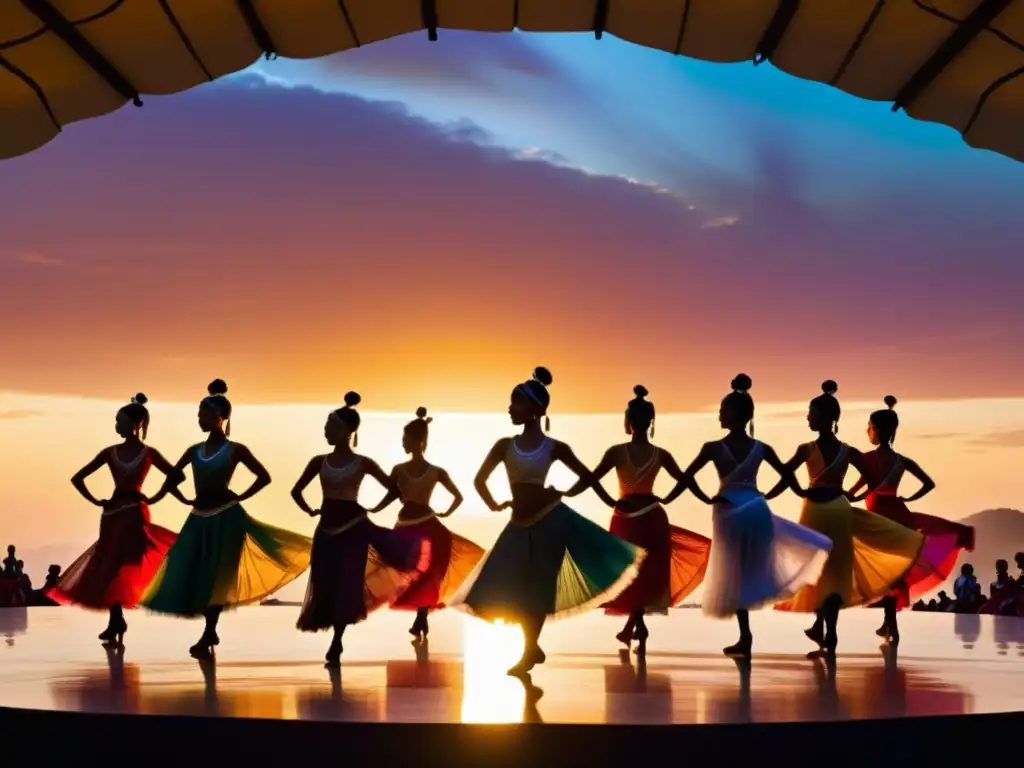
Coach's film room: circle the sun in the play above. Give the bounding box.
[459,617,526,723]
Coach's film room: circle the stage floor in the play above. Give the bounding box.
[0,606,1022,725]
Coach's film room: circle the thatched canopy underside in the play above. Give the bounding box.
[0,0,1022,162]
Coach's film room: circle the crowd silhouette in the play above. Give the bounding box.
[0,544,61,607]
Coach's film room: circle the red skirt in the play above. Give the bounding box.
[391,505,485,611]
[868,494,973,609]
[603,496,711,616]
[48,500,177,610]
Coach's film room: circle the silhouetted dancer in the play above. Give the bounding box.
[844,395,974,644]
[677,374,830,659]
[369,407,483,641]
[590,385,711,652]
[143,379,311,658]
[48,393,178,646]
[446,366,643,677]
[772,380,923,658]
[292,392,430,668]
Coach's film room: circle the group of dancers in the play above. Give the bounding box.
[48,371,974,675]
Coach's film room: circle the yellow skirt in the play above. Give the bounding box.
[775,495,923,612]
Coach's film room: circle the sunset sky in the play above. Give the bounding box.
[1,30,1023,412]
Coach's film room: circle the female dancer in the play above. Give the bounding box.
[49,394,178,645]
[847,396,974,642]
[142,380,312,658]
[369,407,484,641]
[676,374,832,658]
[590,385,711,648]
[291,393,432,667]
[773,381,924,656]
[446,367,645,676]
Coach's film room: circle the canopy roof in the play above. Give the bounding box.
[1,0,1022,162]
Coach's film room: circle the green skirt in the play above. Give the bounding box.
[446,502,645,622]
[141,502,311,617]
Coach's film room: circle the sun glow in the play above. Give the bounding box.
[460,618,526,723]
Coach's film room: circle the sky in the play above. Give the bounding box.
[1,30,1023,412]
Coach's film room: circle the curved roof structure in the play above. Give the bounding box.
[1,0,1022,162]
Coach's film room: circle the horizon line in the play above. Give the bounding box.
[2,390,1021,417]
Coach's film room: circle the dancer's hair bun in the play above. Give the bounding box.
[884,395,898,409]
[633,384,648,399]
[532,367,553,387]
[344,391,361,407]
[132,392,148,405]
[731,373,752,393]
[821,380,838,396]
[208,379,228,396]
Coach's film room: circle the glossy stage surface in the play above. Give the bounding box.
[1,607,1022,763]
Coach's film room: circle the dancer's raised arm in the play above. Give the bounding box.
[676,443,717,505]
[71,452,111,508]
[763,443,804,500]
[291,456,324,516]
[896,457,935,503]
[147,447,194,506]
[436,469,463,517]
[764,444,808,500]
[555,441,618,506]
[231,443,271,503]
[368,466,402,513]
[363,457,398,512]
[475,438,512,512]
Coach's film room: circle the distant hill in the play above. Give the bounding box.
[947,508,1024,591]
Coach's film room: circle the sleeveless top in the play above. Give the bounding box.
[317,454,367,534]
[715,439,764,493]
[805,441,850,488]
[396,464,440,525]
[191,441,237,512]
[861,450,903,497]
[505,437,555,486]
[105,445,151,513]
[616,445,660,497]
[397,464,438,506]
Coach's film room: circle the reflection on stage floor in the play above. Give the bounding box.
[1,606,1022,725]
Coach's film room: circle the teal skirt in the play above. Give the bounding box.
[140,502,311,617]
[446,502,644,622]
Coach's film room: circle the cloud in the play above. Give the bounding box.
[969,430,1024,448]
[918,432,969,441]
[0,77,1022,409]
[14,252,63,267]
[312,30,559,90]
[702,215,740,229]
[0,410,44,420]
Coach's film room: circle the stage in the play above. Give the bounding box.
[0,607,1021,763]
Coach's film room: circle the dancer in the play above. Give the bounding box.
[590,385,711,649]
[676,374,832,658]
[291,393,432,667]
[48,394,178,646]
[846,396,974,642]
[446,367,645,676]
[142,380,312,658]
[773,381,924,656]
[369,407,484,641]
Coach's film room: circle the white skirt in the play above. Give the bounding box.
[702,487,831,617]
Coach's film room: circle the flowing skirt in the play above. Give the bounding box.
[775,495,924,613]
[140,501,311,617]
[390,504,484,611]
[298,500,431,631]
[703,487,831,617]
[603,495,711,615]
[868,495,974,609]
[447,501,645,623]
[48,500,177,610]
